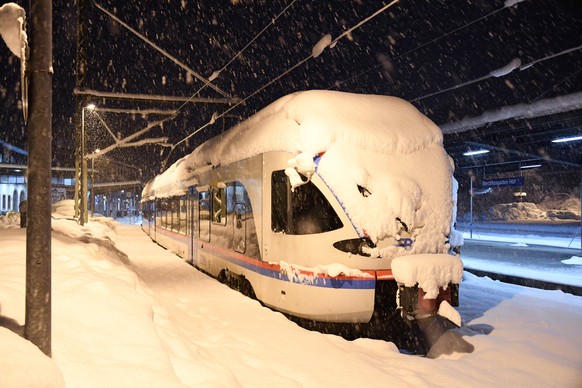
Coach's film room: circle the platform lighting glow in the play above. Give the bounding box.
[86,103,96,110]
[463,149,490,156]
[520,164,541,169]
[551,135,582,143]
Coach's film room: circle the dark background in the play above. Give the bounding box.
[1,0,581,201]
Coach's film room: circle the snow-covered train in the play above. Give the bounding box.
[141,90,463,342]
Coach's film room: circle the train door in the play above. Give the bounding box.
[188,186,197,264]
[153,199,159,242]
[149,201,155,237]
[233,202,246,253]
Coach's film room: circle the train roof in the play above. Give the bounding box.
[144,90,444,199]
[182,89,442,171]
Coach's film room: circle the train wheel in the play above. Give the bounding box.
[218,269,256,300]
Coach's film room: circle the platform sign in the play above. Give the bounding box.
[482,176,525,187]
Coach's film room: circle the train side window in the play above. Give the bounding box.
[155,199,161,227]
[199,190,211,242]
[271,170,343,235]
[212,187,227,226]
[160,199,169,229]
[171,197,180,232]
[231,181,260,259]
[179,195,187,235]
[233,203,246,253]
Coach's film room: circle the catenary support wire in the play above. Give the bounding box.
[168,0,400,159]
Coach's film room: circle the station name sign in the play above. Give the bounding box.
[482,176,525,187]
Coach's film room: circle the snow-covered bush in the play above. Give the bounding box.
[488,200,580,222]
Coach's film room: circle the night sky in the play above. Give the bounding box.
[1,0,581,180]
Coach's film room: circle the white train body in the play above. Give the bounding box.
[141,90,461,324]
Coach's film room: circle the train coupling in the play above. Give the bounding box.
[399,283,459,320]
[398,283,474,358]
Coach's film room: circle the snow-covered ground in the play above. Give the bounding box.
[1,214,581,387]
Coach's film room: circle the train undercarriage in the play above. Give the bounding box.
[213,266,473,357]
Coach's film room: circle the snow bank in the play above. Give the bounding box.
[52,199,76,218]
[0,212,20,229]
[489,201,581,221]
[0,328,65,388]
[2,222,582,386]
[392,254,463,299]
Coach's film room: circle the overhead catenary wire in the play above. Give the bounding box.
[168,0,400,159]
[208,0,300,82]
[169,0,300,115]
[94,0,301,160]
[531,67,582,103]
[519,43,582,71]
[93,1,232,99]
[330,0,523,91]
[93,111,120,143]
[411,44,582,103]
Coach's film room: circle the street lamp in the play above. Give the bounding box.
[80,103,96,225]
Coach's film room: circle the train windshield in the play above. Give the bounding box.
[271,170,343,235]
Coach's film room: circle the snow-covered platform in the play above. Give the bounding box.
[1,219,582,386]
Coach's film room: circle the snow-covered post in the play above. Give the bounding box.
[74,0,90,224]
[24,0,53,356]
[79,103,95,224]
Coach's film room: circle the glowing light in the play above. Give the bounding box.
[520,164,541,169]
[551,135,582,143]
[463,149,490,156]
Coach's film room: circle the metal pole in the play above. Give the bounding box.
[91,157,95,217]
[469,174,474,239]
[25,0,52,357]
[80,107,88,224]
[75,0,89,224]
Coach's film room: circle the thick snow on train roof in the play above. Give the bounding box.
[181,90,443,170]
[149,90,455,254]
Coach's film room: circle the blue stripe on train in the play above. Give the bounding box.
[202,243,376,290]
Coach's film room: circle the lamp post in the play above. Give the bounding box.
[80,103,95,225]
